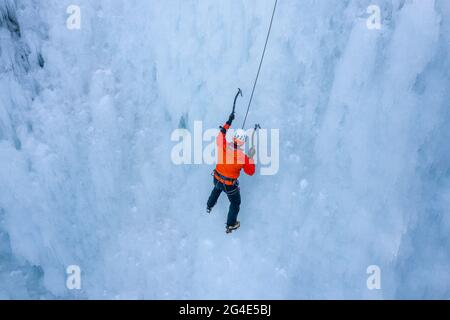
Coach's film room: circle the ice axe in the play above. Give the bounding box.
[251,123,261,148]
[232,88,243,115]
[248,123,261,159]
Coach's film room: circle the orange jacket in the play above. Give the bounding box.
[215,123,255,181]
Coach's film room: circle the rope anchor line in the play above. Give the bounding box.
[242,0,278,129]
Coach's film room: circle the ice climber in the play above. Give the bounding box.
[206,111,256,234]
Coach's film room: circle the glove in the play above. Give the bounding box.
[226,112,235,125]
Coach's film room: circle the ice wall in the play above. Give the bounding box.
[0,0,449,299]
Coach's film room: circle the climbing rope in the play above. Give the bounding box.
[242,0,278,129]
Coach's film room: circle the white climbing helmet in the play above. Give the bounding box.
[233,129,248,146]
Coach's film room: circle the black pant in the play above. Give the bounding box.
[207,177,241,226]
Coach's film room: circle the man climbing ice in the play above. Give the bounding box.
[206,110,256,234]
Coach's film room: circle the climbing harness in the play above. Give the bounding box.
[242,0,278,129]
[213,169,238,186]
